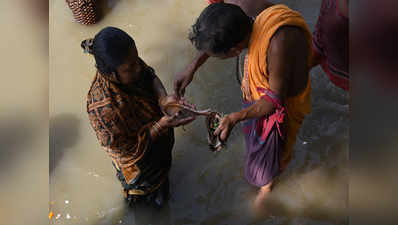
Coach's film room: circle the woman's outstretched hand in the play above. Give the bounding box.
[159,95,197,112]
[158,113,195,128]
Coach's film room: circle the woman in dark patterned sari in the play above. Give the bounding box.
[82,27,194,208]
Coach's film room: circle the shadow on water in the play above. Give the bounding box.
[50,113,81,174]
[0,116,36,177]
[96,0,120,21]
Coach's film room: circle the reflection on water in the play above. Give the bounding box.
[50,0,348,224]
[50,114,81,174]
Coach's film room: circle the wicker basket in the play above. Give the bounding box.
[66,0,98,25]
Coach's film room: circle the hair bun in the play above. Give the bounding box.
[81,38,94,54]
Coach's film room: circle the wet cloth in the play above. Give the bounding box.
[242,88,286,187]
[241,4,312,170]
[87,60,174,204]
[313,0,349,90]
[113,160,170,207]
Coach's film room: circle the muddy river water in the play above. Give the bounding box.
[49,0,349,224]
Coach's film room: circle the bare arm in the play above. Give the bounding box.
[149,113,196,139]
[174,51,210,98]
[183,51,210,77]
[152,75,198,139]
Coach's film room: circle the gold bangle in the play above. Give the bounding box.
[151,122,162,136]
[151,125,158,137]
[151,127,159,137]
[154,122,163,133]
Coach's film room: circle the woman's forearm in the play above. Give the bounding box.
[186,51,210,77]
[230,98,275,124]
[149,120,167,139]
[195,51,210,69]
[174,51,210,97]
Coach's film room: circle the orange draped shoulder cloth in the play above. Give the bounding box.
[242,4,312,166]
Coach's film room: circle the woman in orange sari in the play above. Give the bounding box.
[176,3,312,210]
[83,27,195,208]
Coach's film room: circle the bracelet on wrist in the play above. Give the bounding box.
[152,122,164,136]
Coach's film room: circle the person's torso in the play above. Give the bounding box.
[242,4,312,120]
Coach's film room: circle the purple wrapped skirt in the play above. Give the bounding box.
[242,88,286,187]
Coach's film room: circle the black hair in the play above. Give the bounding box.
[81,26,136,75]
[189,3,252,54]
